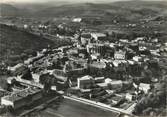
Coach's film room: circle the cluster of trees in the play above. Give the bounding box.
[0,64,9,75]
[108,30,163,42]
[0,76,8,90]
[4,49,37,66]
[0,24,53,66]
[133,82,166,116]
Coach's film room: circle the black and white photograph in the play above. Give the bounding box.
[0,0,167,117]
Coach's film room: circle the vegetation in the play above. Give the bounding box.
[133,81,166,116]
[0,24,72,66]
[0,76,8,90]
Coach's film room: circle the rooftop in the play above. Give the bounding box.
[91,33,106,37]
[2,87,41,102]
[79,75,93,80]
[89,62,106,69]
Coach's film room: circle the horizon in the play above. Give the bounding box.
[0,0,166,4]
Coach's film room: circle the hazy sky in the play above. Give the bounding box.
[0,0,165,4]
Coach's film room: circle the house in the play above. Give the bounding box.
[77,75,94,89]
[72,18,82,22]
[90,53,100,60]
[23,24,28,29]
[108,80,123,90]
[132,37,146,43]
[139,83,150,94]
[32,73,40,83]
[125,93,134,101]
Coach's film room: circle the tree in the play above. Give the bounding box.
[20,53,28,60]
[24,49,37,57]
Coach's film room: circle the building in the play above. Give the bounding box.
[114,51,126,60]
[87,43,106,55]
[8,63,24,72]
[81,33,91,45]
[128,60,141,76]
[72,18,82,22]
[97,82,108,89]
[77,75,94,89]
[107,80,123,90]
[89,61,106,76]
[132,37,146,43]
[91,33,106,41]
[133,56,143,62]
[139,83,150,94]
[1,87,42,109]
[128,43,139,52]
[68,68,87,80]
[53,69,68,82]
[125,93,135,101]
[94,77,104,83]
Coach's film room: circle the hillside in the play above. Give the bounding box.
[33,1,167,22]
[0,24,54,65]
[0,1,167,65]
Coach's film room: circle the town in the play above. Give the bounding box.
[0,1,167,117]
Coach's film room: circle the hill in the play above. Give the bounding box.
[0,24,54,65]
[1,1,167,21]
[33,1,167,22]
[0,4,22,17]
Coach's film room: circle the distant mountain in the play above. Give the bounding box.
[0,3,30,17]
[34,3,104,17]
[1,1,167,19]
[12,1,73,12]
[31,1,167,22]
[0,4,21,17]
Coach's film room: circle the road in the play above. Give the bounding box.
[27,98,120,117]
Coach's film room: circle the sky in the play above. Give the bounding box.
[0,0,165,4]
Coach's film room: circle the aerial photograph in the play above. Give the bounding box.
[0,0,166,117]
